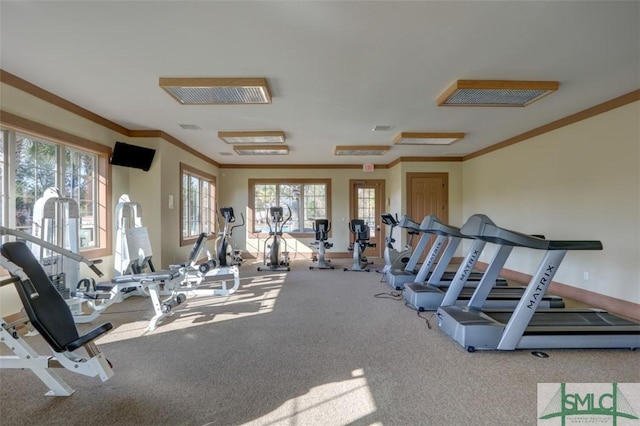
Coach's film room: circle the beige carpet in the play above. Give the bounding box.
[1,259,638,426]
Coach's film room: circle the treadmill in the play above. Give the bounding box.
[387,215,507,290]
[403,216,563,311]
[436,214,640,351]
[386,215,432,290]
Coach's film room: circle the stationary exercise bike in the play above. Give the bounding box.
[257,205,291,272]
[377,213,417,279]
[309,219,334,270]
[344,219,376,272]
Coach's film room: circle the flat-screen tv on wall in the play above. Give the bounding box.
[109,141,156,171]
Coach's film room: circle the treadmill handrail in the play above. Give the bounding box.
[397,215,420,232]
[460,214,602,250]
[418,215,466,238]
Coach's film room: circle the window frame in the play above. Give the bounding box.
[248,178,332,238]
[0,112,112,259]
[179,162,216,247]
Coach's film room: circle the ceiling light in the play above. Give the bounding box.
[233,145,289,155]
[159,77,272,104]
[393,132,465,145]
[372,125,394,132]
[218,131,285,144]
[437,80,559,107]
[334,145,391,156]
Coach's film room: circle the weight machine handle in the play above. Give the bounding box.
[0,226,104,277]
[0,261,39,299]
[0,276,21,287]
[89,264,104,277]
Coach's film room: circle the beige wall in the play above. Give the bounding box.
[219,167,389,260]
[219,163,463,264]
[2,78,638,315]
[462,101,640,304]
[157,139,219,267]
[0,83,220,314]
[0,82,127,314]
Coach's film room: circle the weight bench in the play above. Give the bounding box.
[99,232,240,331]
[150,232,240,329]
[108,268,184,331]
[0,241,114,396]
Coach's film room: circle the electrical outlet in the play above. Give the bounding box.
[583,271,589,280]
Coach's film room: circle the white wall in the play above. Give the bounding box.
[462,101,640,304]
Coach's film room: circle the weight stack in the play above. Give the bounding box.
[49,272,70,299]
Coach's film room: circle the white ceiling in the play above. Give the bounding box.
[1,1,638,165]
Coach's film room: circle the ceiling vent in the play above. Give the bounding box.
[437,80,559,107]
[334,145,391,156]
[393,132,465,145]
[179,124,201,130]
[218,131,285,144]
[233,145,289,155]
[372,125,394,132]
[159,77,272,104]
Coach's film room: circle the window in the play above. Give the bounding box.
[66,148,98,249]
[0,124,110,258]
[0,130,6,227]
[15,134,59,233]
[356,187,376,237]
[180,163,216,245]
[250,179,331,235]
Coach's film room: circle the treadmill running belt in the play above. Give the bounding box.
[489,311,639,327]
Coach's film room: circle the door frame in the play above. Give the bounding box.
[349,179,385,257]
[406,173,449,260]
[406,172,449,225]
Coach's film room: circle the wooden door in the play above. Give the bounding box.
[349,179,384,257]
[406,173,448,260]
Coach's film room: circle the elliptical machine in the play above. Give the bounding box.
[377,213,417,280]
[344,219,376,272]
[216,207,244,267]
[198,206,245,274]
[309,219,334,270]
[257,205,291,272]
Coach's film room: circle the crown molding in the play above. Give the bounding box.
[2,69,637,168]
